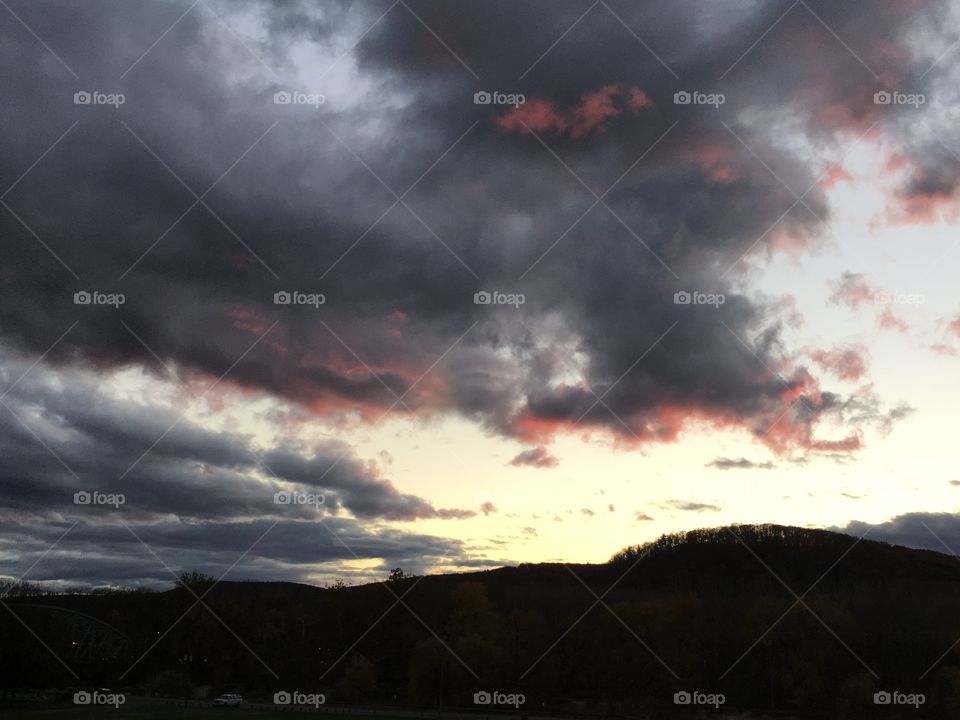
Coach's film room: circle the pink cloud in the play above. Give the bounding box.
[809,344,869,381]
[494,84,654,139]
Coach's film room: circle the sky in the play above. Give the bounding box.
[3,0,960,588]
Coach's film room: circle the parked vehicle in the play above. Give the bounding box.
[212,693,242,706]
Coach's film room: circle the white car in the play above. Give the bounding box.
[212,693,243,706]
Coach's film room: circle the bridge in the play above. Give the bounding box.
[3,602,130,662]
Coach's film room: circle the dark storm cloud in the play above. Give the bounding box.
[0,351,490,586]
[1,0,939,459]
[0,352,474,525]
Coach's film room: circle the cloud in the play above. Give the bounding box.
[494,84,653,138]
[657,500,722,513]
[948,315,960,338]
[0,352,482,585]
[808,344,869,381]
[508,446,559,469]
[0,515,491,589]
[0,0,951,585]
[634,512,655,522]
[877,307,910,333]
[828,272,878,310]
[0,0,931,466]
[706,457,775,470]
[480,501,498,516]
[835,511,960,555]
[828,273,916,334]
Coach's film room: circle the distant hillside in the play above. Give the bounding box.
[4,524,960,718]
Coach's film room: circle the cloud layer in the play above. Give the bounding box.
[0,0,951,584]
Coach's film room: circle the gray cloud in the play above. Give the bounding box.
[0,351,482,585]
[706,457,775,470]
[0,0,949,586]
[508,445,558,468]
[658,500,722,513]
[0,353,472,523]
[0,515,488,589]
[0,0,931,457]
[835,512,960,556]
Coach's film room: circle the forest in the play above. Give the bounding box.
[3,524,960,718]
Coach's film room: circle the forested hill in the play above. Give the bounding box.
[5,524,960,717]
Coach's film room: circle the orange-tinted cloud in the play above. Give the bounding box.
[494,84,654,139]
[513,375,875,460]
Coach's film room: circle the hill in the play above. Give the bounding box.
[3,524,960,718]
